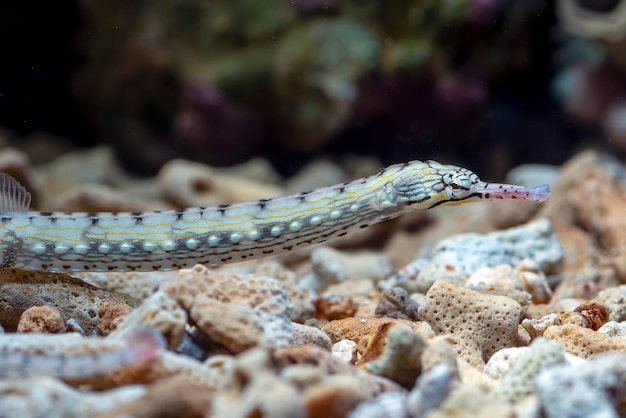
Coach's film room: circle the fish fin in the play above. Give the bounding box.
[0,173,31,213]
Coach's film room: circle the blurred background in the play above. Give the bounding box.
[0,0,624,179]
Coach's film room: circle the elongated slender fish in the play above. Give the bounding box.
[0,160,550,272]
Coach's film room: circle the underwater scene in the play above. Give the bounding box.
[0,1,625,417]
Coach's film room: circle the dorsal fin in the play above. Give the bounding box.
[0,173,31,213]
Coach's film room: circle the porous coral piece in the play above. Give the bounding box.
[76,270,177,301]
[110,291,187,350]
[468,259,552,304]
[416,218,564,292]
[374,287,420,320]
[316,279,376,320]
[253,261,316,322]
[557,311,588,328]
[569,156,626,252]
[520,313,560,339]
[543,323,626,358]
[17,306,65,334]
[0,268,137,335]
[593,285,626,322]
[535,351,626,418]
[321,317,434,346]
[418,280,523,368]
[598,321,626,337]
[483,347,527,380]
[490,337,565,403]
[160,265,293,353]
[96,301,134,336]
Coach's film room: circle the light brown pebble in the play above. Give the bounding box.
[321,317,434,347]
[96,301,134,336]
[303,375,374,418]
[543,323,626,358]
[17,306,65,334]
[374,287,420,320]
[418,280,523,368]
[160,265,293,353]
[316,280,377,320]
[0,268,137,336]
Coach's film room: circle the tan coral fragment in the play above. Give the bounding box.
[160,264,293,353]
[17,306,65,334]
[543,323,626,359]
[96,301,134,336]
[418,280,523,368]
[321,317,434,347]
[0,268,137,335]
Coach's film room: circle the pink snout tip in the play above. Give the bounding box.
[482,183,551,202]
